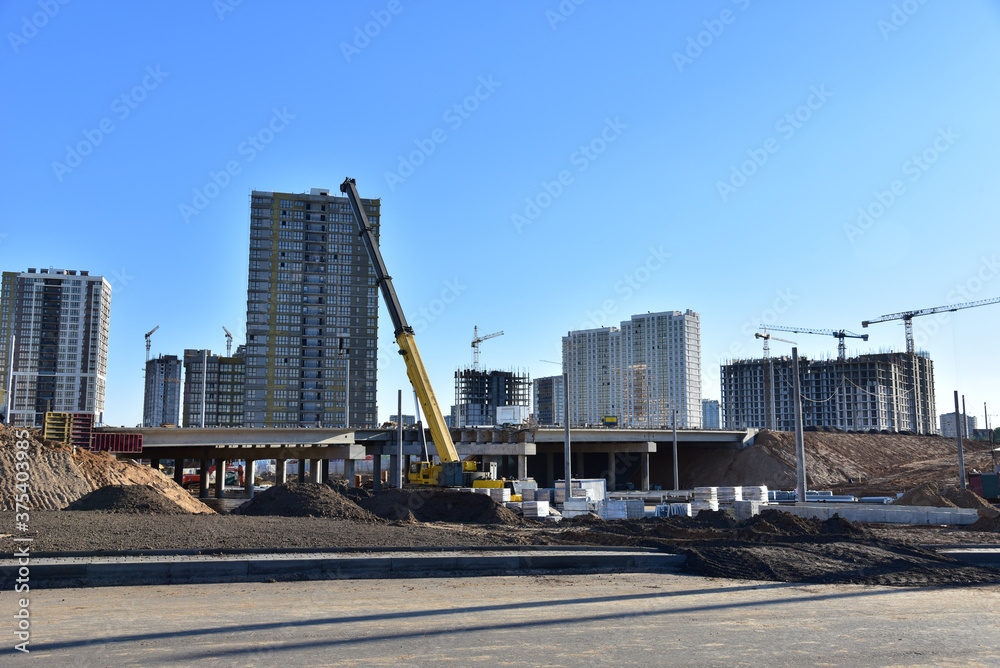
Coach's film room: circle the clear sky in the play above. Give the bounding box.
[2,0,999,428]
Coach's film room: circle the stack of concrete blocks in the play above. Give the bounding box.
[717,486,743,508]
[598,499,643,519]
[692,487,719,513]
[734,500,763,520]
[562,498,592,519]
[522,501,550,519]
[489,488,511,503]
[656,503,693,518]
[531,489,553,503]
[742,486,769,504]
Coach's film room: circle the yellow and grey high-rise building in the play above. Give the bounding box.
[0,268,111,426]
[244,188,379,428]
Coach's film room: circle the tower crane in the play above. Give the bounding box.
[144,325,160,363]
[754,331,796,431]
[471,326,503,369]
[862,296,1000,354]
[755,328,797,358]
[222,326,233,356]
[762,325,868,361]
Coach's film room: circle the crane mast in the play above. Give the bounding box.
[862,296,1000,354]
[339,178,460,467]
[222,326,233,356]
[471,326,503,369]
[144,325,160,363]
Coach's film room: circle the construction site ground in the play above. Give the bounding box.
[3,425,1000,589]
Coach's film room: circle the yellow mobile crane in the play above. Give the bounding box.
[340,178,490,487]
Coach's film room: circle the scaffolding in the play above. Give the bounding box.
[453,367,530,428]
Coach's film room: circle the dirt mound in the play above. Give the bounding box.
[326,480,374,504]
[940,486,996,511]
[233,483,380,520]
[359,488,522,524]
[680,541,1000,586]
[65,485,188,514]
[0,425,212,514]
[680,429,995,494]
[894,482,958,507]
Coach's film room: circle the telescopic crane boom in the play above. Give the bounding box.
[862,296,1000,354]
[339,178,462,476]
[762,324,868,360]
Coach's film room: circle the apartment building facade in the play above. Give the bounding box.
[0,268,110,426]
[533,374,565,426]
[182,348,245,427]
[562,310,702,428]
[143,354,182,427]
[721,352,937,434]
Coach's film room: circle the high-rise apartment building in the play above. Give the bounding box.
[244,188,379,428]
[940,411,976,439]
[720,352,936,434]
[702,399,720,429]
[533,374,565,426]
[0,268,110,427]
[182,348,245,427]
[562,310,702,428]
[143,354,181,427]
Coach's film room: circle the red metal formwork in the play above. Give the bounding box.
[70,413,94,450]
[90,432,143,454]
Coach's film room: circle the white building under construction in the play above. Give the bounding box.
[562,310,702,428]
[720,351,936,434]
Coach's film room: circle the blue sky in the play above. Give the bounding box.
[2,0,999,428]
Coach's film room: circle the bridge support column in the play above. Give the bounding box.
[309,459,321,484]
[215,458,227,499]
[173,459,185,487]
[344,459,355,487]
[297,461,306,483]
[640,453,649,492]
[275,459,286,485]
[244,459,255,498]
[389,454,400,489]
[575,452,585,479]
[150,458,160,473]
[373,455,383,492]
[517,455,527,480]
[607,452,616,492]
[199,455,210,499]
[545,452,554,488]
[321,459,330,484]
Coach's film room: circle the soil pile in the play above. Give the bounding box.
[326,480,374,504]
[894,482,958,507]
[233,483,380,520]
[65,485,188,514]
[0,425,212,514]
[543,509,999,586]
[359,488,522,524]
[679,429,994,494]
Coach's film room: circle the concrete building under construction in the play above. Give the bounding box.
[452,367,530,428]
[720,351,936,434]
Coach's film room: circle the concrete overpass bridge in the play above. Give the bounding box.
[98,426,757,499]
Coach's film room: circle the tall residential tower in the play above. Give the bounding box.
[244,189,379,428]
[0,268,111,426]
[143,354,181,427]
